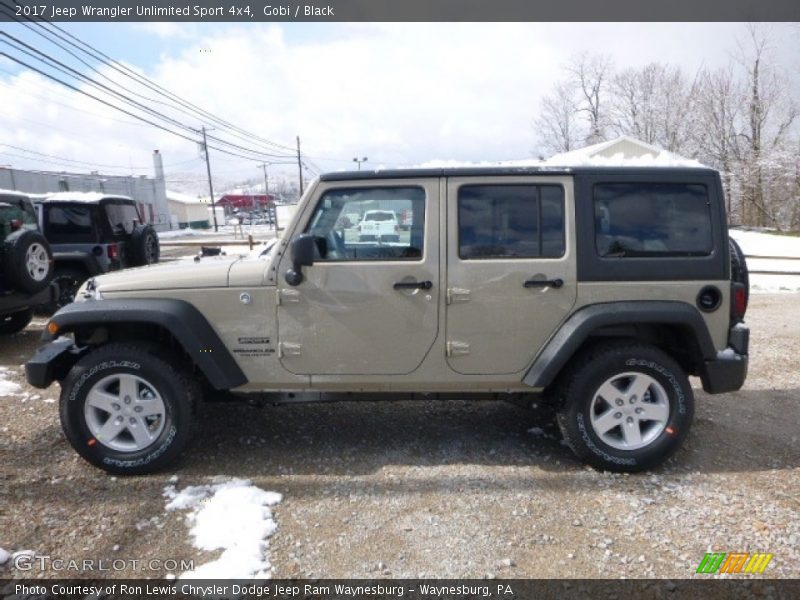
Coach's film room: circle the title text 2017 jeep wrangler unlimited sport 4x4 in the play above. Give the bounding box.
[25,166,749,474]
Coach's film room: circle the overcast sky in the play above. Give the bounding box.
[0,22,797,191]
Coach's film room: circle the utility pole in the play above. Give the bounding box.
[260,163,269,196]
[296,135,304,197]
[259,163,275,229]
[201,126,219,232]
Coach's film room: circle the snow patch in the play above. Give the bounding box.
[0,367,21,397]
[158,228,208,239]
[730,229,800,293]
[164,478,282,579]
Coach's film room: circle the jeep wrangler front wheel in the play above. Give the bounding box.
[59,343,200,475]
[555,342,694,472]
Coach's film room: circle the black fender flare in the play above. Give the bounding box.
[523,301,717,389]
[45,298,247,390]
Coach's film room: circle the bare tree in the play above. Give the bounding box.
[693,67,744,218]
[609,66,658,144]
[567,52,613,144]
[735,24,798,227]
[610,63,700,154]
[534,81,582,154]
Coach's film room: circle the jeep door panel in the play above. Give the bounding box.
[276,179,440,376]
[445,176,578,375]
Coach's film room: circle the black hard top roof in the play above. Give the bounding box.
[319,165,715,182]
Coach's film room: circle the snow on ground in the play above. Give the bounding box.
[159,224,280,240]
[164,478,282,579]
[730,229,800,293]
[0,367,21,396]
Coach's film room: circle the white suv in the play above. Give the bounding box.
[358,210,400,242]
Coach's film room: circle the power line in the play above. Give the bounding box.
[1,6,300,155]
[0,143,201,171]
[1,28,298,162]
[0,50,297,165]
[1,6,337,177]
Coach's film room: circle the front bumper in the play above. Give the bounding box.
[25,338,86,389]
[699,323,749,394]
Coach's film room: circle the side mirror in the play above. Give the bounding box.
[285,233,316,286]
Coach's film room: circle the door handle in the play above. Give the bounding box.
[523,278,564,289]
[393,280,433,290]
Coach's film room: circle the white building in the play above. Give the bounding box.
[166,190,211,229]
[0,150,171,230]
[546,135,701,166]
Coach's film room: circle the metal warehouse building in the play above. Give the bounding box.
[0,150,170,231]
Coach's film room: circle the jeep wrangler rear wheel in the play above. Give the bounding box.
[59,343,200,475]
[555,342,694,472]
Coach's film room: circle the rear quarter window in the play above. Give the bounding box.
[45,205,95,243]
[594,183,713,257]
[458,184,565,259]
[104,201,141,235]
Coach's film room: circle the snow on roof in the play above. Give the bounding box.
[411,158,545,169]
[0,188,29,197]
[167,190,208,204]
[546,135,705,168]
[40,192,132,204]
[545,152,705,168]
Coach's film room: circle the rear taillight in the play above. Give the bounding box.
[731,283,747,321]
[107,244,119,260]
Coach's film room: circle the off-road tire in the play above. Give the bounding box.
[554,341,694,473]
[0,308,33,335]
[3,230,53,293]
[130,225,160,266]
[60,343,201,475]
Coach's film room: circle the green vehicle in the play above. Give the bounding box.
[0,191,56,334]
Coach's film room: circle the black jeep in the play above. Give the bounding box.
[36,194,160,310]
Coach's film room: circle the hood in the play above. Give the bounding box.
[92,256,242,294]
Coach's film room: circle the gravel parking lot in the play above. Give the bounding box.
[1,295,798,580]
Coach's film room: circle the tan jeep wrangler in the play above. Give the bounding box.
[25,166,750,474]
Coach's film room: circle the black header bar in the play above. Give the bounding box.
[1,0,799,23]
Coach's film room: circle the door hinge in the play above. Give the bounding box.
[278,342,302,358]
[446,341,471,357]
[276,288,301,305]
[446,287,471,305]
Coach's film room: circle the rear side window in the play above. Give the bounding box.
[104,201,141,235]
[458,184,565,259]
[45,205,94,243]
[594,183,712,257]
